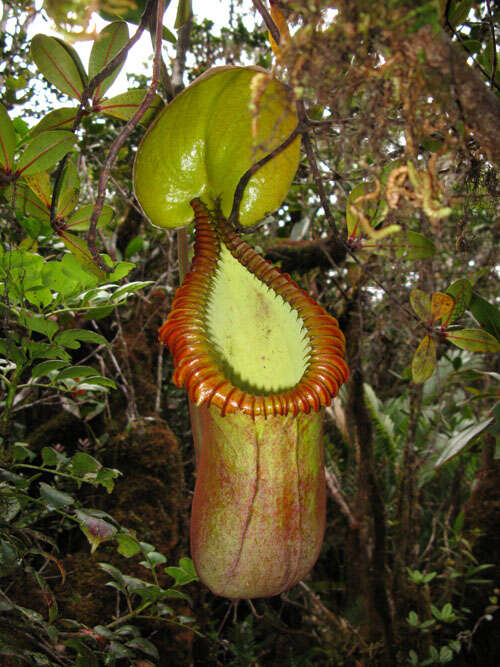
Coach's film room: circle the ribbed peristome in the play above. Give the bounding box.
[159,198,349,418]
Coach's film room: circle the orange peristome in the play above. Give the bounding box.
[159,199,349,419]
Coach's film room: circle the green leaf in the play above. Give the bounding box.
[112,280,153,300]
[446,278,472,324]
[54,329,108,350]
[17,310,59,339]
[116,533,141,558]
[55,160,80,219]
[30,34,87,100]
[32,359,68,378]
[469,293,500,342]
[124,236,144,258]
[98,90,163,126]
[445,328,500,353]
[435,417,495,468]
[71,452,101,475]
[404,230,436,259]
[447,0,474,28]
[16,131,76,176]
[6,181,50,223]
[41,447,60,466]
[57,365,102,380]
[89,22,129,102]
[98,0,149,23]
[412,335,436,383]
[126,638,159,660]
[28,108,78,137]
[175,0,192,28]
[78,377,117,390]
[108,261,135,281]
[59,230,108,279]
[0,103,16,172]
[165,557,198,586]
[65,204,113,231]
[410,289,432,322]
[39,482,75,508]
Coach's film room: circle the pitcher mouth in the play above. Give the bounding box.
[159,198,349,419]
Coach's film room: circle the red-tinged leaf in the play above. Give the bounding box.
[410,289,432,322]
[412,335,436,383]
[444,328,500,353]
[16,131,76,177]
[445,278,472,324]
[29,108,78,137]
[30,34,87,100]
[76,510,117,553]
[59,230,107,280]
[403,230,436,259]
[55,160,80,219]
[89,22,129,102]
[7,181,50,222]
[65,204,113,231]
[24,172,51,208]
[98,90,163,126]
[431,292,454,324]
[0,103,16,172]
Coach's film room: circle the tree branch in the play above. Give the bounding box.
[87,0,166,273]
[403,25,500,162]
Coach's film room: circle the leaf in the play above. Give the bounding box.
[16,131,76,176]
[410,289,432,322]
[175,0,192,28]
[89,22,129,102]
[28,108,78,137]
[57,365,103,380]
[55,160,80,219]
[98,90,163,126]
[116,533,141,558]
[39,482,75,508]
[446,278,472,324]
[165,557,198,586]
[444,328,500,353]
[431,292,454,323]
[58,230,108,279]
[434,417,495,468]
[412,335,436,383]
[126,638,159,661]
[0,103,16,171]
[17,310,59,339]
[404,230,436,259]
[469,293,500,342]
[32,359,68,378]
[30,34,87,100]
[269,1,290,60]
[77,511,117,553]
[54,329,108,350]
[65,204,113,231]
[24,171,51,208]
[71,452,101,475]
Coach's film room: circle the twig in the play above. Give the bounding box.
[49,0,158,233]
[87,0,166,273]
[325,467,356,529]
[228,124,302,228]
[252,0,281,46]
